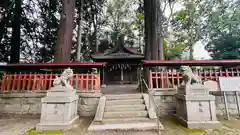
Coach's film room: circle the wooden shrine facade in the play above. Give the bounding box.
[91,36,144,85]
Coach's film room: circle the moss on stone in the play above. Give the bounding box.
[213,128,225,132]
[177,125,206,133]
[25,128,67,135]
[165,116,206,133]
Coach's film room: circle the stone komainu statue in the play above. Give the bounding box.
[53,67,74,89]
[180,66,202,85]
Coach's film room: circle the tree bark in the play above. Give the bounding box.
[189,44,194,60]
[144,0,151,60]
[143,0,151,82]
[143,0,169,89]
[156,0,164,60]
[76,0,83,61]
[94,14,98,53]
[150,0,159,61]
[144,0,163,61]
[10,0,21,63]
[55,0,75,62]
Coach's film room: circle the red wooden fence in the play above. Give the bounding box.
[0,73,101,92]
[149,68,240,89]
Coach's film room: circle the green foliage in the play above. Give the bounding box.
[164,42,187,60]
[136,12,144,22]
[3,0,238,63]
[173,10,187,21]
[0,0,107,63]
[104,0,137,46]
[171,0,240,60]
[171,0,206,59]
[203,0,240,59]
[205,34,240,59]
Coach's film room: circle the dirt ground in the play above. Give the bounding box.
[1,114,240,135]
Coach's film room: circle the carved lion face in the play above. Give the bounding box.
[180,66,192,72]
[63,67,74,78]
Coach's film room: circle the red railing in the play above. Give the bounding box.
[0,73,101,92]
[149,68,240,89]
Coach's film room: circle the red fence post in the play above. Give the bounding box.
[0,73,6,91]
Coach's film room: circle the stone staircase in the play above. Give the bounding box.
[88,93,163,131]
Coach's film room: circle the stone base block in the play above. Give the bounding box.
[36,116,79,131]
[173,114,221,129]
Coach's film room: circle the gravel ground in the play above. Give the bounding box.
[0,114,39,135]
[1,114,240,135]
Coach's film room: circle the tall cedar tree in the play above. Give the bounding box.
[10,0,22,63]
[55,0,75,62]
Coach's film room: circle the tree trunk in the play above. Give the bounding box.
[143,0,151,84]
[94,15,98,53]
[189,45,194,60]
[10,0,21,63]
[156,0,165,60]
[144,0,152,60]
[92,3,98,53]
[144,0,169,89]
[55,0,75,62]
[76,0,83,61]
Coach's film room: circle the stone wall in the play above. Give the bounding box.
[1,90,239,117]
[153,90,240,117]
[153,91,177,117]
[0,92,101,117]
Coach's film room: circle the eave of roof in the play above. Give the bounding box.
[0,62,105,70]
[142,60,240,66]
[91,54,144,60]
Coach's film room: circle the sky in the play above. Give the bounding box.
[193,42,211,59]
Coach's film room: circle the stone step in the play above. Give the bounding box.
[105,99,144,106]
[88,120,163,131]
[104,111,148,118]
[105,104,146,112]
[106,94,143,100]
[102,117,152,123]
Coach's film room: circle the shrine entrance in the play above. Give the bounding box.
[106,63,138,84]
[91,36,144,85]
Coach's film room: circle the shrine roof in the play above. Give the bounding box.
[91,52,144,60]
[92,35,144,60]
[92,45,143,60]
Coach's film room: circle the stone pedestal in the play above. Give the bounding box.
[36,86,79,131]
[174,84,220,129]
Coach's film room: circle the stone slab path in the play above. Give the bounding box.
[1,114,240,135]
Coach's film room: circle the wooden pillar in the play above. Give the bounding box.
[101,67,106,87]
[120,67,124,84]
[130,72,132,84]
[129,66,133,84]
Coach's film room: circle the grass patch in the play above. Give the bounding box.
[163,116,206,133]
[25,128,67,135]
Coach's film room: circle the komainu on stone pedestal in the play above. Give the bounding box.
[180,66,202,85]
[174,66,220,129]
[53,67,74,89]
[36,67,79,131]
